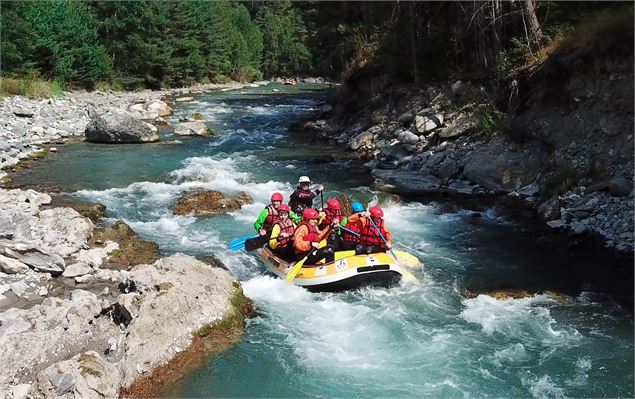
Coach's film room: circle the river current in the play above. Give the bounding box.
[13,84,633,397]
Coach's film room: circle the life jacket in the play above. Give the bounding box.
[359,218,388,249]
[342,219,361,243]
[290,188,314,212]
[319,208,343,230]
[295,221,320,253]
[273,218,295,248]
[263,204,279,231]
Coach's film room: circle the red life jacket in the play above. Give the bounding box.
[273,218,295,248]
[359,218,388,249]
[319,208,343,230]
[295,221,320,253]
[263,204,279,231]
[342,220,361,243]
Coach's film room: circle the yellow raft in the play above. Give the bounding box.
[257,246,413,292]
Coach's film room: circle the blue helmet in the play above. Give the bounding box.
[351,201,365,213]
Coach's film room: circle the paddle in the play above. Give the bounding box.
[229,235,259,251]
[368,214,398,260]
[286,255,308,282]
[244,235,269,251]
[339,226,360,237]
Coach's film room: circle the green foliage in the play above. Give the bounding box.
[27,1,111,87]
[0,76,65,98]
[257,1,311,77]
[478,107,501,133]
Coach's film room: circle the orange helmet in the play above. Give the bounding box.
[303,208,319,220]
[369,206,384,219]
[271,192,283,202]
[327,198,340,210]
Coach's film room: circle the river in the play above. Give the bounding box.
[12,83,633,398]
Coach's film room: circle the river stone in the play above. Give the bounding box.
[397,130,419,145]
[38,207,93,257]
[89,221,160,268]
[349,130,375,151]
[607,177,633,197]
[175,97,195,102]
[397,112,414,125]
[174,122,211,136]
[173,190,253,216]
[12,384,31,399]
[2,245,65,275]
[372,169,441,195]
[439,113,479,139]
[0,254,30,274]
[85,110,159,143]
[62,262,92,278]
[537,197,561,221]
[414,112,443,135]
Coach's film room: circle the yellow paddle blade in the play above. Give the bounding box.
[286,256,308,283]
[394,250,420,268]
[334,250,356,260]
[318,238,327,248]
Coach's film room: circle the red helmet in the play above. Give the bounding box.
[271,192,283,202]
[303,208,319,220]
[327,198,340,210]
[369,206,384,219]
[279,204,291,213]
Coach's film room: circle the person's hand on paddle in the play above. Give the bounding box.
[280,232,291,238]
[361,211,370,218]
[311,242,319,249]
[317,185,324,192]
[319,211,326,219]
[259,228,267,236]
[386,242,392,249]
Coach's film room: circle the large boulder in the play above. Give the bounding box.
[173,190,252,216]
[37,208,93,258]
[349,130,375,151]
[438,113,479,139]
[463,136,545,193]
[88,221,160,268]
[414,111,444,135]
[85,110,159,143]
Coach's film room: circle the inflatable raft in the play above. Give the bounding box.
[257,246,412,292]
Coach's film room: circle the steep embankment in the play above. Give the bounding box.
[298,31,633,254]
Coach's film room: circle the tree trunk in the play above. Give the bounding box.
[520,0,542,43]
[409,2,419,84]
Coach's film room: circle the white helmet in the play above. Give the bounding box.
[298,176,311,184]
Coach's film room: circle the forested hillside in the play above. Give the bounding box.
[0,1,632,91]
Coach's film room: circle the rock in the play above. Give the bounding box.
[430,157,459,179]
[173,190,253,216]
[174,122,211,136]
[14,111,34,118]
[85,110,160,143]
[62,262,92,278]
[518,183,540,197]
[445,180,478,196]
[175,97,195,102]
[537,197,561,221]
[89,221,160,268]
[349,130,375,151]
[397,112,414,125]
[12,384,31,399]
[547,219,567,229]
[607,177,633,197]
[33,351,120,399]
[414,112,443,135]
[187,113,206,121]
[1,244,65,275]
[439,113,479,139]
[38,207,93,257]
[145,101,173,118]
[379,144,409,162]
[0,254,30,274]
[571,221,587,235]
[48,195,107,223]
[397,130,419,145]
[372,169,442,195]
[463,137,545,193]
[319,104,333,114]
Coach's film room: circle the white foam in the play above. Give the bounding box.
[520,372,567,399]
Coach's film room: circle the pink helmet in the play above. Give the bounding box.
[303,208,319,220]
[369,206,384,219]
[271,192,283,202]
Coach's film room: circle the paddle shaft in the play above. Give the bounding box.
[339,225,360,237]
[368,214,397,260]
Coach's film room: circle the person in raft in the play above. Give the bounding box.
[347,205,393,254]
[254,192,301,237]
[340,201,365,250]
[293,208,335,264]
[268,204,296,260]
[319,197,348,251]
[288,176,324,214]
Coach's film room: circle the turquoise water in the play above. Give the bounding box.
[14,83,633,397]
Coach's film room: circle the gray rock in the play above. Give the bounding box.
[0,254,30,274]
[607,177,633,197]
[397,112,414,125]
[397,130,419,145]
[571,221,587,235]
[174,122,210,136]
[439,113,478,139]
[49,371,75,395]
[12,384,31,399]
[431,157,459,178]
[414,113,444,135]
[62,262,92,278]
[537,197,561,221]
[372,169,441,195]
[349,130,375,151]
[518,183,540,197]
[85,110,159,143]
[547,219,567,229]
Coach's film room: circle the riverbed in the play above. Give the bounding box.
[11,83,634,398]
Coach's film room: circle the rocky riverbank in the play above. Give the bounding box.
[297,47,634,254]
[0,82,259,398]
